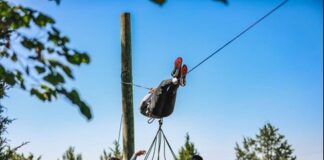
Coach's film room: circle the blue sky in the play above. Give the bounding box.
[3,0,323,159]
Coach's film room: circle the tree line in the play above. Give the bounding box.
[0,107,296,160]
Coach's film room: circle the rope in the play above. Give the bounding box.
[121,81,151,90]
[151,136,158,160]
[144,120,177,160]
[148,117,156,124]
[157,128,162,160]
[144,126,160,160]
[161,129,177,160]
[187,0,289,74]
[163,139,167,160]
[117,115,123,145]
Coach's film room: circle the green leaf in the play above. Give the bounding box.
[57,88,92,120]
[52,26,60,35]
[5,72,16,86]
[21,38,34,50]
[76,100,92,120]
[80,53,90,64]
[62,65,73,79]
[35,66,46,74]
[48,59,62,67]
[34,13,55,27]
[43,73,65,85]
[22,15,31,27]
[47,47,55,54]
[40,84,50,90]
[30,88,46,101]
[47,28,70,46]
[16,71,26,90]
[66,52,90,65]
[0,51,9,57]
[62,36,69,44]
[11,53,17,62]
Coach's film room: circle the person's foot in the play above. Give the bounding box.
[171,57,183,78]
[180,64,187,86]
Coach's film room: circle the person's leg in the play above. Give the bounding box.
[161,83,179,117]
[171,57,183,78]
[147,79,173,117]
[158,79,173,89]
[160,64,187,117]
[180,64,188,86]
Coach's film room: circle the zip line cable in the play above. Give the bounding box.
[188,0,288,74]
[117,115,123,145]
[121,81,151,90]
[121,0,289,89]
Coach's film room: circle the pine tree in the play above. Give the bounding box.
[8,152,42,160]
[100,140,122,160]
[99,150,111,160]
[62,147,82,160]
[235,123,297,160]
[178,133,200,160]
[0,105,13,159]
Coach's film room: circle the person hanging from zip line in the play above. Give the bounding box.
[140,57,188,119]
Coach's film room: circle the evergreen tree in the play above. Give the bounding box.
[8,152,41,160]
[99,150,111,160]
[100,140,122,160]
[62,147,82,160]
[235,123,297,160]
[0,104,41,160]
[178,133,200,160]
[0,105,13,159]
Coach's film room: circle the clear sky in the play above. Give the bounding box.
[3,0,323,159]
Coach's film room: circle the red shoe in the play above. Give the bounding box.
[171,57,183,78]
[180,64,187,86]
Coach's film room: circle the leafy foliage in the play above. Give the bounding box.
[0,0,92,120]
[150,0,228,6]
[235,123,297,160]
[178,133,201,160]
[61,147,82,160]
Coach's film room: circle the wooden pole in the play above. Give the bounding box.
[120,12,134,160]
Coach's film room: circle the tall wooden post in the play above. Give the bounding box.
[121,12,134,160]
